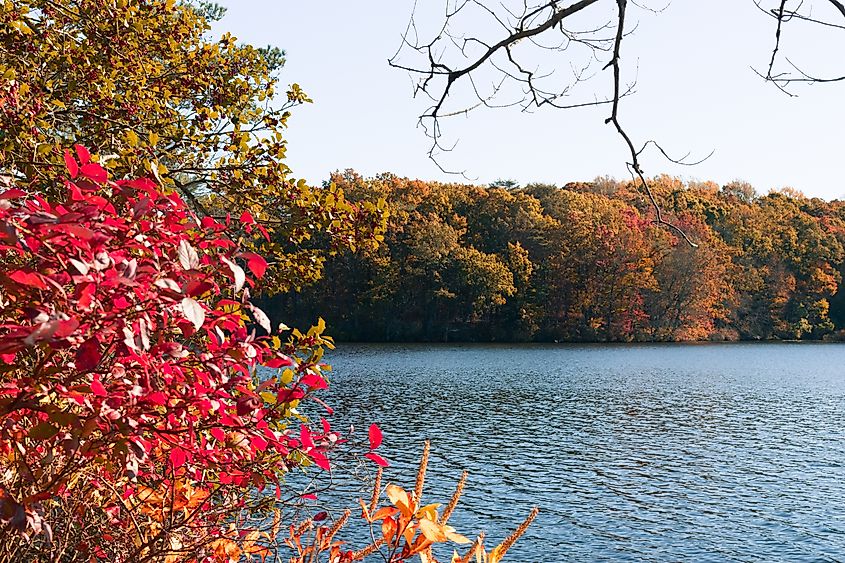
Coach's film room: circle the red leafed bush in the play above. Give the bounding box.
[0,147,380,561]
[0,147,535,563]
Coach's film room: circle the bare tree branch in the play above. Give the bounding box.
[391,0,845,247]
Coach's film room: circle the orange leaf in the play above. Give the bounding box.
[372,506,398,521]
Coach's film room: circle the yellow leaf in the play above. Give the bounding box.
[416,503,441,521]
[281,369,293,384]
[126,130,139,147]
[419,519,447,543]
[385,484,412,515]
[10,20,32,35]
[445,529,471,545]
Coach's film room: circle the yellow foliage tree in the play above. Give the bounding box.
[0,0,387,291]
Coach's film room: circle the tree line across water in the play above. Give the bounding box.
[267,172,845,343]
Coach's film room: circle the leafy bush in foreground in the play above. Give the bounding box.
[0,149,532,562]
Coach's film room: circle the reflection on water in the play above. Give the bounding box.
[320,343,845,561]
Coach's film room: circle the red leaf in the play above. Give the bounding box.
[74,144,91,165]
[241,252,268,278]
[300,425,314,450]
[75,338,100,372]
[80,163,108,183]
[300,493,317,500]
[240,211,255,225]
[90,377,107,397]
[210,428,226,442]
[53,319,79,339]
[9,270,48,289]
[368,423,383,450]
[0,189,26,199]
[310,451,331,471]
[364,452,389,467]
[1,352,16,363]
[145,391,168,406]
[250,435,268,452]
[169,447,187,469]
[56,223,95,240]
[64,150,79,178]
[264,356,293,368]
[301,371,327,390]
[312,396,334,415]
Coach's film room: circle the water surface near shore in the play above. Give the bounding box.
[320,343,845,561]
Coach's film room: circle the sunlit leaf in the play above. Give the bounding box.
[181,297,205,330]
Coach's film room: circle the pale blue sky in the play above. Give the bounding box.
[216,1,845,199]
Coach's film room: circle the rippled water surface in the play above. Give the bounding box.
[320,343,845,561]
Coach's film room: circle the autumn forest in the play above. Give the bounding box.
[268,173,845,343]
[7,0,845,561]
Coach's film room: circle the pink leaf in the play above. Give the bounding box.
[265,356,293,369]
[368,423,383,450]
[300,371,327,390]
[9,270,48,289]
[312,396,334,415]
[146,391,168,406]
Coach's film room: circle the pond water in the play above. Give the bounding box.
[318,343,845,561]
